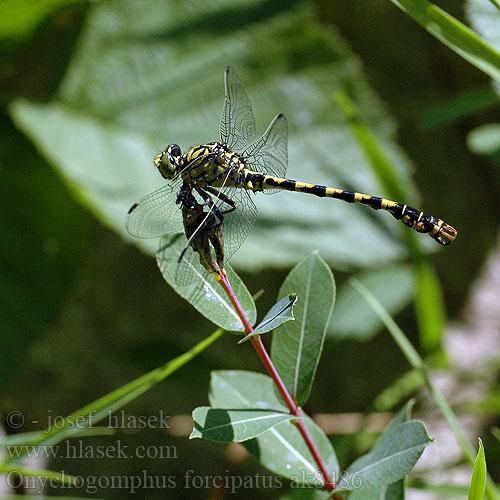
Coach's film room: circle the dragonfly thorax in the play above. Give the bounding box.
[180,142,247,186]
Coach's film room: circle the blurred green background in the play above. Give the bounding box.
[1,0,500,498]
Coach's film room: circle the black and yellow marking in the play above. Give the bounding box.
[242,170,457,246]
[154,139,457,246]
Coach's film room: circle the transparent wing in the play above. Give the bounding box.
[157,234,211,290]
[243,113,288,181]
[156,187,257,286]
[125,178,184,238]
[220,66,256,152]
[214,185,258,262]
[174,242,208,287]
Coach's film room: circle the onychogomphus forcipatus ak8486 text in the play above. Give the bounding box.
[126,66,457,284]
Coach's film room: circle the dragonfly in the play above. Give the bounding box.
[126,66,457,284]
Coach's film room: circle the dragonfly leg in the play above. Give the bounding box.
[181,194,223,275]
[194,185,237,230]
[200,185,237,216]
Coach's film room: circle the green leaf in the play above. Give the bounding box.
[271,252,335,407]
[207,370,338,485]
[190,407,295,442]
[468,438,487,500]
[329,265,414,341]
[347,481,404,500]
[390,0,500,83]
[346,402,414,498]
[386,399,415,428]
[239,293,297,343]
[338,421,433,491]
[245,415,338,487]
[209,370,288,411]
[10,0,423,272]
[156,234,256,331]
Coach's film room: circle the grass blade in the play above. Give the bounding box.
[7,328,224,460]
[390,0,500,83]
[336,89,447,358]
[350,278,500,500]
[468,438,487,500]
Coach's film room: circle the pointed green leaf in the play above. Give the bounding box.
[209,370,288,412]
[207,370,338,484]
[383,399,415,432]
[244,415,338,487]
[271,252,335,407]
[190,407,295,442]
[345,402,414,498]
[350,279,500,500]
[338,421,433,491]
[157,234,256,332]
[468,438,486,500]
[239,293,297,343]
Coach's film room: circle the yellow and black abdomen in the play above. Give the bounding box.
[242,170,457,246]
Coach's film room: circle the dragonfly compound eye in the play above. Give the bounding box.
[154,146,180,179]
[168,144,182,158]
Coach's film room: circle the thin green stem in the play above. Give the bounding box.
[216,270,337,494]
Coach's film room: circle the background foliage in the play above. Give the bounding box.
[1,0,500,498]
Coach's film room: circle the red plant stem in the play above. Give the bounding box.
[216,270,337,494]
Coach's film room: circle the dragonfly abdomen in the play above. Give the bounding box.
[243,171,456,246]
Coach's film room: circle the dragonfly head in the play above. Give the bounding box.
[154,144,182,179]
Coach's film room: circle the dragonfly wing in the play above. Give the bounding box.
[220,66,256,152]
[243,113,288,182]
[157,234,211,289]
[215,186,258,262]
[125,179,184,238]
[174,242,208,287]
